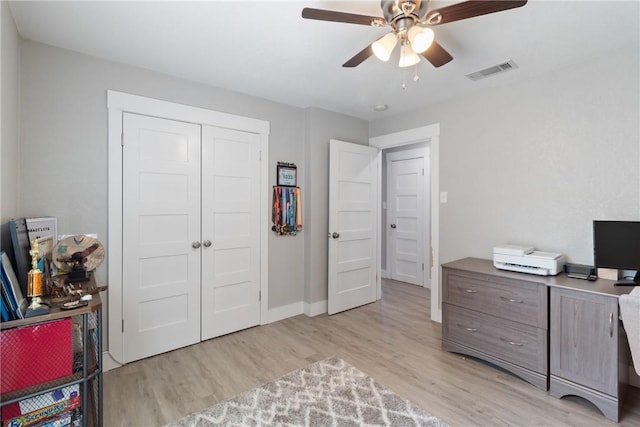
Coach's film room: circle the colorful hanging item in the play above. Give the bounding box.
[272,186,302,235]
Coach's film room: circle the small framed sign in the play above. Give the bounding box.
[277,163,297,187]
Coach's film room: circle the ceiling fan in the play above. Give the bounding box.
[302,0,527,68]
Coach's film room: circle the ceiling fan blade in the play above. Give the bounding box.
[302,8,385,26]
[425,1,527,25]
[421,41,453,68]
[343,45,374,68]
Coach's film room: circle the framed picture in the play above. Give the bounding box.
[277,164,297,187]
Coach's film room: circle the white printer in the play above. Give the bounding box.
[493,244,565,276]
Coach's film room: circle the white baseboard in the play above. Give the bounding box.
[267,301,303,323]
[103,351,123,372]
[268,300,327,321]
[304,300,327,317]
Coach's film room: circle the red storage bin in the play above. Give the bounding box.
[0,318,73,394]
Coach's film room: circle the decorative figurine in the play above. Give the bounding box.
[54,236,104,282]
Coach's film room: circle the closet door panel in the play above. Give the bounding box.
[201,126,261,340]
[122,113,201,363]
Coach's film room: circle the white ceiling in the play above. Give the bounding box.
[8,1,640,121]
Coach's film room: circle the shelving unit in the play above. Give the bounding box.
[1,293,102,427]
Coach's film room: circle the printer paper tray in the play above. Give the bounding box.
[494,262,551,276]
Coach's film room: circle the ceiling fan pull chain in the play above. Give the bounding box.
[413,64,420,82]
[402,68,407,90]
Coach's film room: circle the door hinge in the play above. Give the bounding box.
[422,168,424,176]
[259,150,262,161]
[121,132,124,147]
[259,290,261,301]
[122,319,124,332]
[422,263,425,271]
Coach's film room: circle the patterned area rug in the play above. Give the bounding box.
[166,356,448,427]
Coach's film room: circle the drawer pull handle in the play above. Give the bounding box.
[500,296,523,304]
[500,337,524,347]
[609,312,613,337]
[465,289,477,293]
[456,323,477,332]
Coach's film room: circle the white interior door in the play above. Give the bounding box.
[328,140,379,315]
[122,113,201,363]
[388,155,424,285]
[201,126,261,340]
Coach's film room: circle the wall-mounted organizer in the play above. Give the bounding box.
[272,162,302,236]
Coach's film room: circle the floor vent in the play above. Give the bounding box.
[466,60,518,81]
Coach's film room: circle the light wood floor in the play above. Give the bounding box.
[104,279,640,426]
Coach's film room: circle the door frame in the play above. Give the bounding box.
[369,123,441,322]
[385,147,430,287]
[107,90,270,364]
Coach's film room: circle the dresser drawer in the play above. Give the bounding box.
[443,268,547,328]
[443,304,548,374]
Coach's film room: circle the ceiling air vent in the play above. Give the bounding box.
[466,60,518,81]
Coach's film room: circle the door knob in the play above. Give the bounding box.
[203,240,212,248]
[192,241,201,249]
[332,232,340,239]
[390,224,397,229]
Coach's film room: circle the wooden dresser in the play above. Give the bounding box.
[442,259,548,390]
[441,257,632,422]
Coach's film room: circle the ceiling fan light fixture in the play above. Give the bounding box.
[408,26,434,53]
[372,32,398,62]
[398,42,420,67]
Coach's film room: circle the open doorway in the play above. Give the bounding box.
[369,124,441,323]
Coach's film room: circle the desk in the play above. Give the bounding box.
[442,258,633,422]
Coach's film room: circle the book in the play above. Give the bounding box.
[1,266,19,321]
[31,411,73,427]
[1,384,79,426]
[2,395,80,427]
[0,251,26,319]
[0,286,12,322]
[8,219,30,295]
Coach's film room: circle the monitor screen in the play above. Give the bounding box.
[593,220,640,271]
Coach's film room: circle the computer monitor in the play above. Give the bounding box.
[593,220,640,285]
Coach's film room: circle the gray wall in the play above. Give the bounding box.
[304,107,368,305]
[17,39,309,309]
[9,35,369,334]
[1,0,21,260]
[371,46,640,265]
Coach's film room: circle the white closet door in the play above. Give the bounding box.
[122,113,201,363]
[201,125,261,340]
